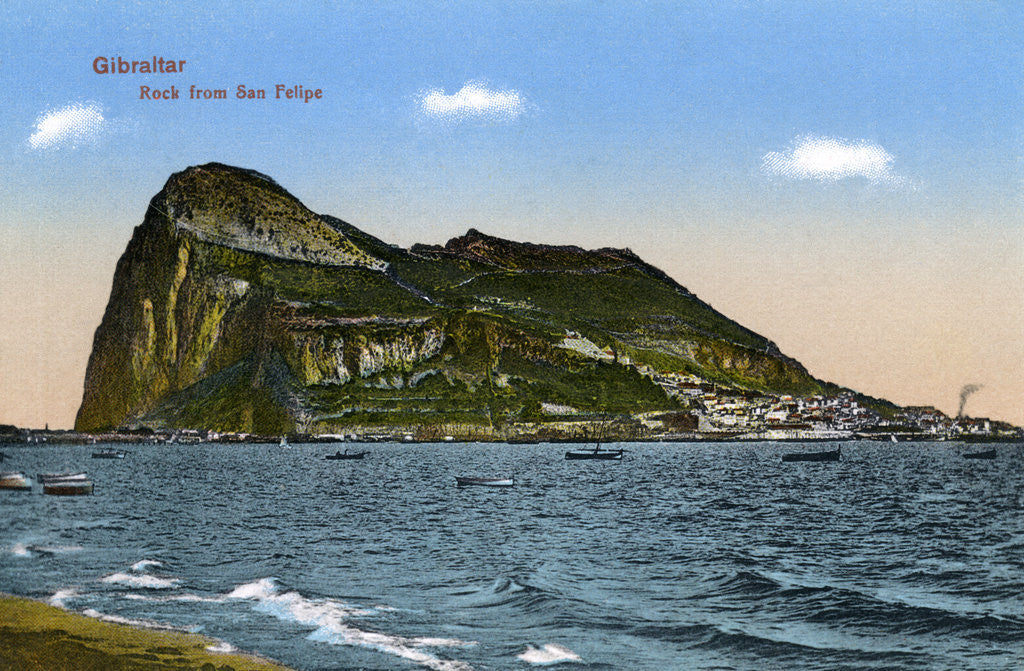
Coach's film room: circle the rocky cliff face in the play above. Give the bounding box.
[76,163,834,435]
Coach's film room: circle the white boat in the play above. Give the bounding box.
[92,448,126,459]
[37,472,88,483]
[0,471,31,491]
[455,476,514,487]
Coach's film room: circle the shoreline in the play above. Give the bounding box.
[0,593,293,671]
[3,435,1021,447]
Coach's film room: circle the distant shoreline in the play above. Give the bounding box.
[2,433,1021,446]
[0,593,293,671]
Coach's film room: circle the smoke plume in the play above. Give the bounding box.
[957,384,983,418]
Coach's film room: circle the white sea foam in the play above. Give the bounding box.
[49,589,78,607]
[225,577,278,600]
[131,559,163,572]
[11,543,32,557]
[82,608,187,631]
[517,643,583,665]
[172,593,224,603]
[123,591,234,604]
[226,578,475,671]
[206,640,238,654]
[101,572,180,589]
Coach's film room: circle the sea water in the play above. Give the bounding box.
[1,442,1021,670]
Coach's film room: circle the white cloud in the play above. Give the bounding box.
[762,135,910,186]
[28,103,106,150]
[417,80,527,123]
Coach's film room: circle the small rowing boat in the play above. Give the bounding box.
[38,471,95,495]
[92,449,126,459]
[455,476,514,487]
[37,472,88,483]
[0,472,31,491]
[43,479,94,496]
[963,448,996,460]
[565,448,623,460]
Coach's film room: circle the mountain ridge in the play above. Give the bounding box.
[75,162,878,436]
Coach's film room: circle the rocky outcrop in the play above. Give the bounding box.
[162,163,385,270]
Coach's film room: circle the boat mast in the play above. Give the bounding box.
[594,412,609,452]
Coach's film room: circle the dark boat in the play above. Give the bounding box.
[92,449,126,459]
[43,479,94,496]
[565,414,623,460]
[324,450,367,460]
[963,448,996,460]
[455,476,514,487]
[565,448,624,460]
[781,446,841,462]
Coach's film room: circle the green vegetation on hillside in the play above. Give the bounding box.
[439,268,769,350]
[200,243,432,316]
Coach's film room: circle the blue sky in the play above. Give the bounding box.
[1,1,1021,427]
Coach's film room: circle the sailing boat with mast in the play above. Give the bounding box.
[565,414,624,460]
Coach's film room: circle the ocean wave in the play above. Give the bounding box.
[101,572,181,590]
[705,570,819,599]
[863,587,1024,635]
[893,568,977,587]
[131,559,163,572]
[699,569,1024,642]
[227,577,477,671]
[690,624,926,664]
[631,618,927,665]
[457,576,572,616]
[517,643,583,665]
[49,589,78,608]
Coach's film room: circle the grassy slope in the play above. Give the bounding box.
[0,594,291,671]
[200,244,433,317]
[437,267,770,349]
[141,354,295,434]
